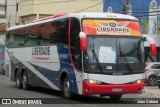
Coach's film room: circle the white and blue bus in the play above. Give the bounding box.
[5,13,156,100]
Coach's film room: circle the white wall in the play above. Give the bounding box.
[0,0,5,5]
[18,0,103,18]
[0,7,5,16]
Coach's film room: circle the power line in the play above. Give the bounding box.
[132,11,160,14]
[7,0,71,7]
[75,2,103,13]
[111,9,160,17]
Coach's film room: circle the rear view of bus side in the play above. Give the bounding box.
[5,13,156,100]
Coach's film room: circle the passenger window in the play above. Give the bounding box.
[70,18,81,70]
[151,64,160,69]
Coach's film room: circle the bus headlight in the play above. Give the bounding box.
[132,79,145,84]
[84,79,101,84]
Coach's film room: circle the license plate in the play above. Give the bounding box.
[112,88,122,92]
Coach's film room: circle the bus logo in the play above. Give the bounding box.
[2,99,11,104]
[109,22,116,27]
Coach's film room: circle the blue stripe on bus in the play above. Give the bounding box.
[59,63,79,94]
[29,63,59,87]
[57,44,79,94]
[29,63,79,94]
[57,44,71,64]
[28,44,79,94]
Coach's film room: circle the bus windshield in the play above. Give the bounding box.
[83,36,144,74]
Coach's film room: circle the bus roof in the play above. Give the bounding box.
[7,12,139,31]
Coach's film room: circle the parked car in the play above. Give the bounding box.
[145,62,160,86]
[0,62,5,75]
[157,73,160,89]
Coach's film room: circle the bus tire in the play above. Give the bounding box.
[16,73,22,89]
[22,71,29,90]
[62,76,72,99]
[109,94,122,100]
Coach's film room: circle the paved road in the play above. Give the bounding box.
[144,86,160,98]
[0,75,159,107]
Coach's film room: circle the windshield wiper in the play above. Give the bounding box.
[91,49,103,72]
[125,39,142,56]
[91,42,103,72]
[119,43,133,73]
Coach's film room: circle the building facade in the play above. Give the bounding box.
[0,0,6,34]
[0,0,6,64]
[0,0,6,22]
[17,0,103,24]
[103,0,160,34]
[7,0,17,27]
[103,0,160,62]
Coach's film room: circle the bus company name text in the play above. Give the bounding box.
[32,46,50,56]
[97,27,130,33]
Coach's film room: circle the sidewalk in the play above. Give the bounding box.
[144,86,160,98]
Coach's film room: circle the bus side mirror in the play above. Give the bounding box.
[145,36,157,56]
[79,32,87,51]
[150,43,157,56]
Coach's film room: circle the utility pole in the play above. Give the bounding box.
[122,0,129,14]
[15,0,18,25]
[8,14,10,28]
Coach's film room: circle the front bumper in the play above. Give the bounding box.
[82,81,144,95]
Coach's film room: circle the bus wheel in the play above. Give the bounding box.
[16,73,22,89]
[22,72,29,90]
[109,94,122,100]
[62,76,72,99]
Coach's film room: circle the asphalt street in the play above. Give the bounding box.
[0,74,159,107]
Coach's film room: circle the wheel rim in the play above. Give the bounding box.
[149,77,157,86]
[63,78,70,97]
[22,75,27,88]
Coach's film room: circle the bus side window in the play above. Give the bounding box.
[6,34,12,47]
[55,19,68,45]
[37,39,41,45]
[16,35,25,47]
[70,18,81,70]
[19,43,25,46]
[25,36,40,47]
[6,33,24,48]
[74,37,82,68]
